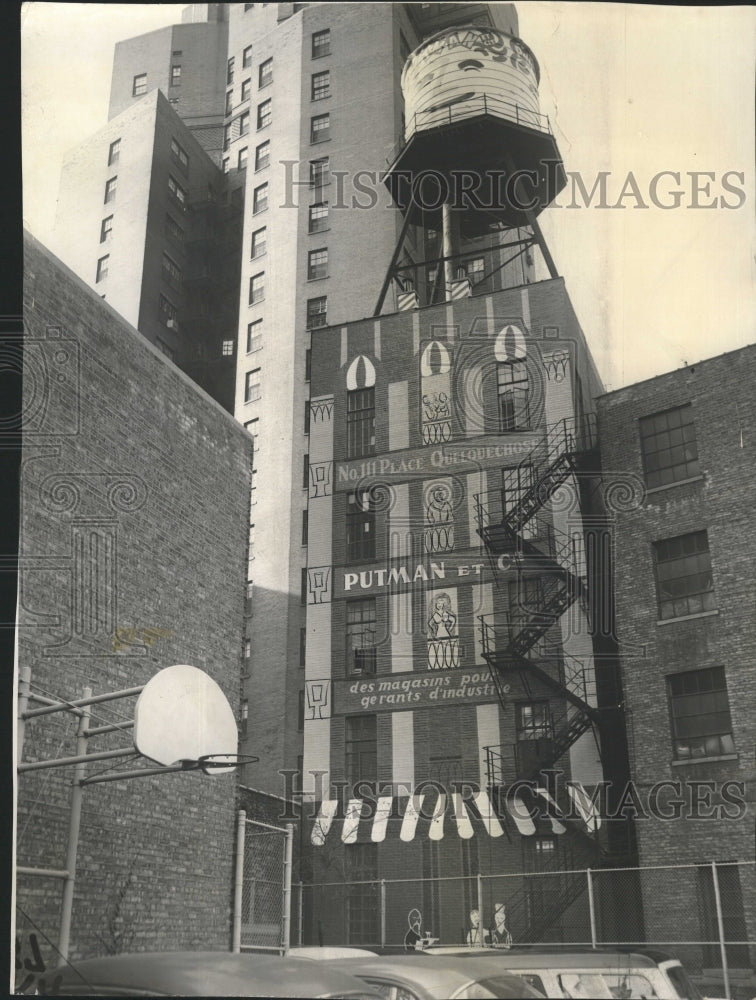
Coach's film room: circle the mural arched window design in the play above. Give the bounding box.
[494,325,529,431]
[420,340,452,445]
[426,589,460,670]
[346,355,376,459]
[424,479,454,554]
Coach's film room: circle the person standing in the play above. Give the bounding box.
[490,902,513,948]
[466,908,489,946]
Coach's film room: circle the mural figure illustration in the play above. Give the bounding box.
[490,902,513,948]
[404,908,424,951]
[426,486,453,525]
[466,908,490,946]
[427,593,457,639]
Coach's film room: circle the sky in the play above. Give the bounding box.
[21,2,756,390]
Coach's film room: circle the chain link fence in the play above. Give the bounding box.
[297,861,755,995]
[234,815,293,953]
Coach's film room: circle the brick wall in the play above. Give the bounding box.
[17,233,252,962]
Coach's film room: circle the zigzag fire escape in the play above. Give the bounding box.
[474,415,606,942]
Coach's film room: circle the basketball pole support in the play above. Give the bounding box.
[283,823,294,954]
[58,687,91,963]
[232,810,247,953]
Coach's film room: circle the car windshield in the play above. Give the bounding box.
[453,977,541,999]
[664,963,704,1000]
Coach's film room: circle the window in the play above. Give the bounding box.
[247,319,263,353]
[248,523,255,563]
[308,247,328,280]
[309,157,329,188]
[304,400,311,435]
[244,417,259,450]
[346,488,376,562]
[299,627,306,666]
[303,453,309,488]
[132,73,147,96]
[104,177,117,204]
[310,113,330,143]
[257,99,271,129]
[306,295,327,329]
[301,509,309,545]
[667,667,734,760]
[95,255,109,283]
[346,598,376,675]
[347,387,375,459]
[170,64,181,86]
[243,45,252,68]
[100,216,113,243]
[170,138,189,173]
[238,146,248,171]
[241,78,251,103]
[345,715,377,786]
[222,340,234,357]
[245,368,261,403]
[245,580,255,617]
[165,214,184,244]
[305,348,311,382]
[298,689,305,731]
[516,702,552,741]
[253,183,268,214]
[258,58,273,88]
[241,700,249,737]
[654,530,715,620]
[255,141,270,171]
[250,227,266,258]
[223,123,232,151]
[158,294,177,326]
[312,28,330,59]
[161,253,182,289]
[311,70,330,101]
[239,110,250,137]
[462,256,485,284]
[309,201,329,233]
[227,57,235,84]
[249,272,265,304]
[225,89,234,114]
[250,467,258,506]
[108,139,120,166]
[167,174,187,208]
[640,405,699,489]
[346,843,379,946]
[222,157,230,173]
[497,359,529,431]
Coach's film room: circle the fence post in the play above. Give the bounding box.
[711,862,732,1000]
[586,868,597,948]
[477,872,483,918]
[282,823,294,954]
[58,687,91,964]
[232,810,246,953]
[380,880,386,948]
[298,881,304,946]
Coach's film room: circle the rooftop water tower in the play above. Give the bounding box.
[376,25,566,312]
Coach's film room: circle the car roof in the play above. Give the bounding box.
[55,951,380,997]
[327,954,541,997]
[424,946,674,969]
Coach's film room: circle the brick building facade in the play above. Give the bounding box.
[16,234,252,964]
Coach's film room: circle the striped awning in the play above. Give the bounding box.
[310,783,599,846]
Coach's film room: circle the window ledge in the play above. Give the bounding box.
[657,609,719,626]
[671,753,738,767]
[645,475,704,496]
[307,275,329,283]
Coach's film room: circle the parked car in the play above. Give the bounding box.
[326,953,545,999]
[289,946,379,960]
[423,946,705,999]
[53,951,382,997]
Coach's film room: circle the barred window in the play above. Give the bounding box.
[667,667,734,760]
[654,530,715,620]
[309,201,329,233]
[346,488,375,562]
[310,113,330,143]
[346,599,377,675]
[307,247,328,280]
[311,70,330,101]
[640,405,699,489]
[347,387,375,459]
[497,359,529,431]
[306,295,327,329]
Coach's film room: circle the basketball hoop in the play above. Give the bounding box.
[195,753,259,775]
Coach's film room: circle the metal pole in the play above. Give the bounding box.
[18,746,135,773]
[232,810,246,954]
[442,201,460,297]
[476,872,483,921]
[298,881,304,946]
[58,687,91,964]
[17,662,31,762]
[586,868,597,948]
[711,862,732,1000]
[282,823,294,954]
[380,879,386,949]
[23,685,144,720]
